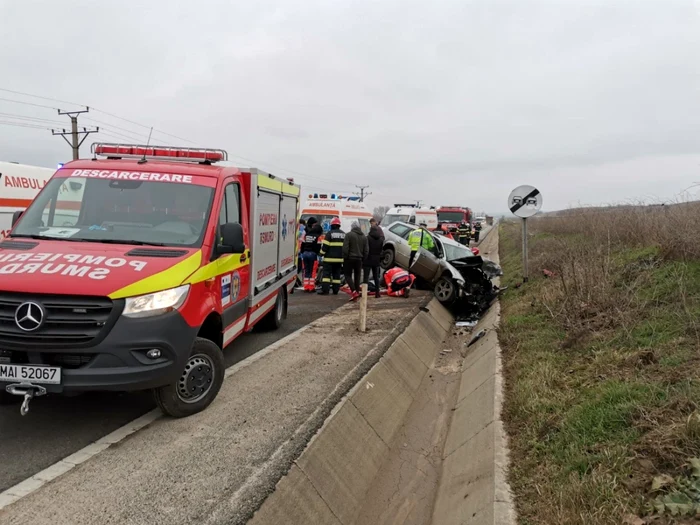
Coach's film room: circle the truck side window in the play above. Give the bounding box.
[219,183,241,226]
[217,183,242,250]
[225,184,241,223]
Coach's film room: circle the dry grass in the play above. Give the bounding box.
[498,203,700,525]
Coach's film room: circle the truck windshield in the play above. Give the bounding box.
[437,212,464,223]
[12,177,214,247]
[383,214,410,225]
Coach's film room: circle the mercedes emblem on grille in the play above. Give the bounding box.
[14,302,45,332]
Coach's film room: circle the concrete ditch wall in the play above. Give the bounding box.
[431,224,517,525]
[249,298,453,525]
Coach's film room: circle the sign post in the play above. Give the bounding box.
[508,185,543,282]
[359,283,368,332]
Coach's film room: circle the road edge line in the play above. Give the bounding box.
[0,320,317,512]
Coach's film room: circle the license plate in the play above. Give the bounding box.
[0,364,61,385]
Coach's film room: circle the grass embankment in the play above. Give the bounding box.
[499,204,700,524]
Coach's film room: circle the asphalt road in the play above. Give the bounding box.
[0,291,347,493]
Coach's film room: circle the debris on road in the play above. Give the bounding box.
[467,329,487,347]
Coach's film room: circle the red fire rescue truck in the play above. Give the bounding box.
[0,143,300,417]
[436,206,473,235]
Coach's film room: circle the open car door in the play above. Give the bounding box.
[409,232,441,281]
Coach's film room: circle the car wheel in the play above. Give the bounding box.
[257,288,287,331]
[380,248,395,270]
[153,337,225,418]
[434,275,458,305]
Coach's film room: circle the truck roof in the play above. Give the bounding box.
[63,158,241,179]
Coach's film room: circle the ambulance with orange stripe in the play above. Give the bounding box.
[0,143,300,417]
[0,161,54,240]
[300,192,373,235]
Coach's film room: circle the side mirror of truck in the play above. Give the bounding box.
[218,223,245,255]
[11,210,24,227]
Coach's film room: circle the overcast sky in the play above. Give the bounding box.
[1,0,699,213]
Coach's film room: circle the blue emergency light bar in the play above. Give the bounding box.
[307,193,345,200]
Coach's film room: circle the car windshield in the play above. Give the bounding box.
[437,212,464,222]
[12,176,214,247]
[442,239,474,261]
[384,214,410,224]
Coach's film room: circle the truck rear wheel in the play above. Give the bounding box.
[258,289,287,331]
[153,337,225,418]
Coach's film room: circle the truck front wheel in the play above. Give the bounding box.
[153,337,225,418]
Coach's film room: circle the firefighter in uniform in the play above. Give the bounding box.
[457,222,471,246]
[473,221,482,243]
[384,267,415,297]
[301,217,323,292]
[318,217,345,295]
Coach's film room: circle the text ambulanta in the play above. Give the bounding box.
[3,176,46,189]
[0,252,147,280]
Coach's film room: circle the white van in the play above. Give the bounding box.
[383,204,438,230]
[300,192,373,234]
[0,161,55,239]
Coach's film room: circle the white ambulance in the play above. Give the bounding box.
[0,161,55,240]
[300,192,374,234]
[383,203,439,230]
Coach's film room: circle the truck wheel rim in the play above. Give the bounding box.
[436,280,453,300]
[177,354,214,403]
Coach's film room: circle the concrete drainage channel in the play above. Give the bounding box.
[249,287,517,523]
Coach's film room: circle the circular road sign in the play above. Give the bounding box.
[508,185,542,218]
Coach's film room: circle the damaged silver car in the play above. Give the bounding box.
[380,221,502,307]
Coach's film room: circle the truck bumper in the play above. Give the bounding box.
[0,310,198,394]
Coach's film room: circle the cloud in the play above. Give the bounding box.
[0,0,699,213]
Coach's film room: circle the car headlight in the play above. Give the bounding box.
[122,284,190,318]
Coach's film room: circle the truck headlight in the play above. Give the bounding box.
[122,285,190,318]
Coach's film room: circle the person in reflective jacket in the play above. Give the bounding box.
[318,217,345,295]
[384,267,415,297]
[408,222,435,267]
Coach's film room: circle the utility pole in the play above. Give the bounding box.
[51,107,99,160]
[354,185,372,202]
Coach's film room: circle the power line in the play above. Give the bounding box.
[0,112,68,126]
[0,88,84,108]
[0,87,366,190]
[82,116,150,140]
[0,121,51,130]
[0,97,59,110]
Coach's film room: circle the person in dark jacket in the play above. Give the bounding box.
[300,217,323,292]
[363,218,384,298]
[343,221,369,301]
